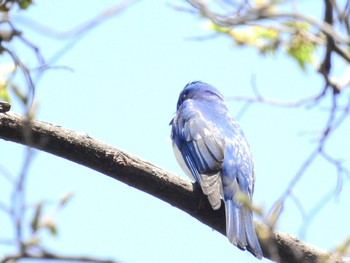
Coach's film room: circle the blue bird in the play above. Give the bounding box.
[170,81,262,259]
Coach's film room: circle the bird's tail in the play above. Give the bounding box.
[225,198,263,259]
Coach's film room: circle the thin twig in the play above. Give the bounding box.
[11,147,36,251]
[2,47,35,110]
[46,0,139,65]
[299,184,341,239]
[0,238,14,246]
[14,0,139,39]
[268,91,350,227]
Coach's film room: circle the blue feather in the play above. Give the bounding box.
[170,81,263,259]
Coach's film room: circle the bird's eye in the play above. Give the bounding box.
[182,93,187,101]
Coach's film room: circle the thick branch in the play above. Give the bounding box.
[0,112,349,263]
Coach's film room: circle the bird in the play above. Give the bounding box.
[170,81,262,259]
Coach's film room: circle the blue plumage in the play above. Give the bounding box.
[170,81,262,259]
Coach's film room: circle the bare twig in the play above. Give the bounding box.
[12,0,139,66]
[184,0,350,93]
[0,164,14,184]
[1,3,140,260]
[1,0,139,112]
[166,2,199,14]
[0,238,14,246]
[268,91,350,228]
[230,75,327,119]
[11,147,36,251]
[15,0,139,39]
[299,177,345,239]
[0,201,10,214]
[228,93,325,108]
[229,76,350,237]
[2,47,35,110]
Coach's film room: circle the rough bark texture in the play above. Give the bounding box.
[0,112,349,263]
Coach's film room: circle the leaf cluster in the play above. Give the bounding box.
[209,20,318,71]
[0,0,33,11]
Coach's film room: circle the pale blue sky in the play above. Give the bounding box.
[1,1,350,263]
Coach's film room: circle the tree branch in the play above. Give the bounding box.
[1,250,116,263]
[187,0,350,46]
[0,112,349,263]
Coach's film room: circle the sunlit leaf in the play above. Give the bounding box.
[253,26,280,55]
[59,191,75,208]
[206,21,231,34]
[207,22,281,55]
[253,26,279,39]
[254,0,277,12]
[31,202,43,233]
[335,236,350,255]
[0,63,15,101]
[26,236,40,246]
[41,217,58,237]
[267,200,284,228]
[48,223,58,236]
[18,0,33,9]
[284,21,310,31]
[27,99,38,119]
[286,34,316,70]
[229,29,256,45]
[235,191,263,215]
[10,84,28,104]
[0,81,11,102]
[207,22,256,45]
[0,2,9,11]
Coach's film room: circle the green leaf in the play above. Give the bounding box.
[48,222,58,236]
[0,0,33,11]
[283,20,317,70]
[17,0,33,9]
[253,26,280,55]
[284,21,310,31]
[0,64,15,100]
[31,202,43,233]
[253,26,279,39]
[267,200,284,228]
[59,191,75,208]
[206,22,255,45]
[0,81,11,102]
[40,217,58,237]
[26,236,40,246]
[10,84,28,104]
[336,237,350,254]
[207,21,231,34]
[286,34,316,70]
[235,191,263,215]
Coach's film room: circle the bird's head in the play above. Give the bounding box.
[176,81,224,110]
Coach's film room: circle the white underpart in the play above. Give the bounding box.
[172,142,196,182]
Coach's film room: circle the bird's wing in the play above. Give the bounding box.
[171,100,225,209]
[221,132,262,258]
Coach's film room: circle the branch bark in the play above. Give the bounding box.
[0,112,349,263]
[1,251,116,263]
